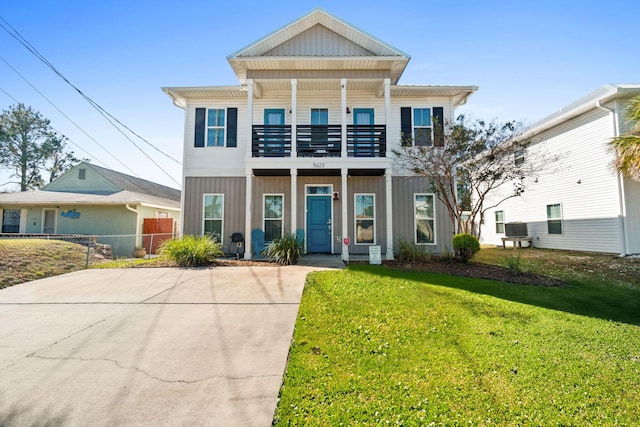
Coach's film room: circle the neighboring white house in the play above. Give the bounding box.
[163,8,477,260]
[479,84,640,256]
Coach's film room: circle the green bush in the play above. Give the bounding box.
[395,238,430,263]
[159,235,224,267]
[504,253,524,274]
[262,233,303,265]
[452,233,480,263]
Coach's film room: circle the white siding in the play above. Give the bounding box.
[480,108,625,254]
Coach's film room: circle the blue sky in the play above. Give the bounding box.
[1,0,638,191]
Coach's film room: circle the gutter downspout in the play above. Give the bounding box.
[596,99,628,256]
[125,204,141,248]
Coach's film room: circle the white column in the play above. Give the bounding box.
[291,169,297,235]
[246,79,254,159]
[291,79,297,159]
[341,168,349,262]
[244,169,253,260]
[385,168,394,260]
[341,79,348,158]
[384,78,391,157]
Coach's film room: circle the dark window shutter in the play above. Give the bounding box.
[226,108,238,147]
[433,107,444,147]
[400,107,412,146]
[194,108,205,147]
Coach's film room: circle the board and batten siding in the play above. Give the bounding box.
[182,177,246,241]
[392,176,453,254]
[480,107,625,254]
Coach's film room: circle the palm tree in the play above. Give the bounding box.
[610,95,640,181]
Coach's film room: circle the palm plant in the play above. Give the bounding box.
[610,95,640,181]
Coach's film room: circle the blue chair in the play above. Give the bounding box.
[251,229,266,257]
[295,229,305,246]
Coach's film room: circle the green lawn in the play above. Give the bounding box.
[274,265,640,425]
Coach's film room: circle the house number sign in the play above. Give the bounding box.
[312,162,325,168]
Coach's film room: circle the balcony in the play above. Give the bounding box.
[251,125,386,158]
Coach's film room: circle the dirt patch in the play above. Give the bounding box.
[383,259,566,286]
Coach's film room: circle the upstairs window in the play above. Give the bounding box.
[207,109,225,146]
[495,210,505,233]
[514,147,525,166]
[413,108,432,146]
[547,203,562,235]
[310,108,328,125]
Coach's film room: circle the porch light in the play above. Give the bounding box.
[346,107,351,114]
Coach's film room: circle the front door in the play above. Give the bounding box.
[306,195,332,253]
[43,209,56,234]
[353,108,375,157]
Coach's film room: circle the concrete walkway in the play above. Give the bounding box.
[0,258,343,426]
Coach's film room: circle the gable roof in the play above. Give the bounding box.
[227,8,411,84]
[42,162,181,202]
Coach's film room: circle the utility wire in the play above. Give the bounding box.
[0,15,182,187]
[0,86,111,168]
[0,58,135,174]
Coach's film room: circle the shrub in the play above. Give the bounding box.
[452,233,480,263]
[504,254,524,274]
[160,235,223,267]
[395,238,430,263]
[263,233,303,265]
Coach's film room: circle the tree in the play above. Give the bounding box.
[609,95,640,181]
[394,114,555,238]
[0,104,81,191]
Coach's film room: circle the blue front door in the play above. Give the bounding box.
[307,196,332,253]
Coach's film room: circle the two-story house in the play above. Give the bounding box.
[163,9,477,260]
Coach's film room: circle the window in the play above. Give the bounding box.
[79,168,86,179]
[413,108,432,146]
[207,109,225,146]
[1,209,21,233]
[311,108,328,125]
[495,210,505,233]
[264,194,284,242]
[306,186,332,195]
[355,194,375,244]
[415,194,435,244]
[514,147,525,166]
[203,194,224,239]
[547,204,562,235]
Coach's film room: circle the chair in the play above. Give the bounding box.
[295,229,305,246]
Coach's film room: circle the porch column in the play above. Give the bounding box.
[291,169,297,235]
[385,168,394,260]
[246,79,254,159]
[341,79,348,158]
[291,79,297,158]
[341,168,349,262]
[244,169,253,260]
[384,78,391,157]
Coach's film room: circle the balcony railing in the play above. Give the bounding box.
[296,125,342,157]
[251,124,386,158]
[252,125,292,157]
[347,125,386,157]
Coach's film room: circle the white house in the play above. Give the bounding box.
[479,84,640,256]
[163,8,477,260]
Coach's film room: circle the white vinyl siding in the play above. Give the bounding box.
[203,194,224,240]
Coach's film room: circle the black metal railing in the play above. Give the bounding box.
[252,125,292,157]
[347,125,386,157]
[296,125,342,157]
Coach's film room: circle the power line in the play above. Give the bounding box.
[0,15,182,187]
[0,86,111,169]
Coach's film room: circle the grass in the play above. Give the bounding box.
[274,259,640,425]
[0,239,89,288]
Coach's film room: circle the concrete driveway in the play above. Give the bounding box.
[0,260,341,426]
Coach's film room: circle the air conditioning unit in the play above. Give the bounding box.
[505,222,528,237]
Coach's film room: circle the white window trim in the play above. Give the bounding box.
[546,202,563,235]
[495,210,505,234]
[354,193,376,245]
[414,193,437,245]
[41,208,57,234]
[206,108,226,147]
[202,193,224,238]
[413,107,433,147]
[263,193,285,242]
